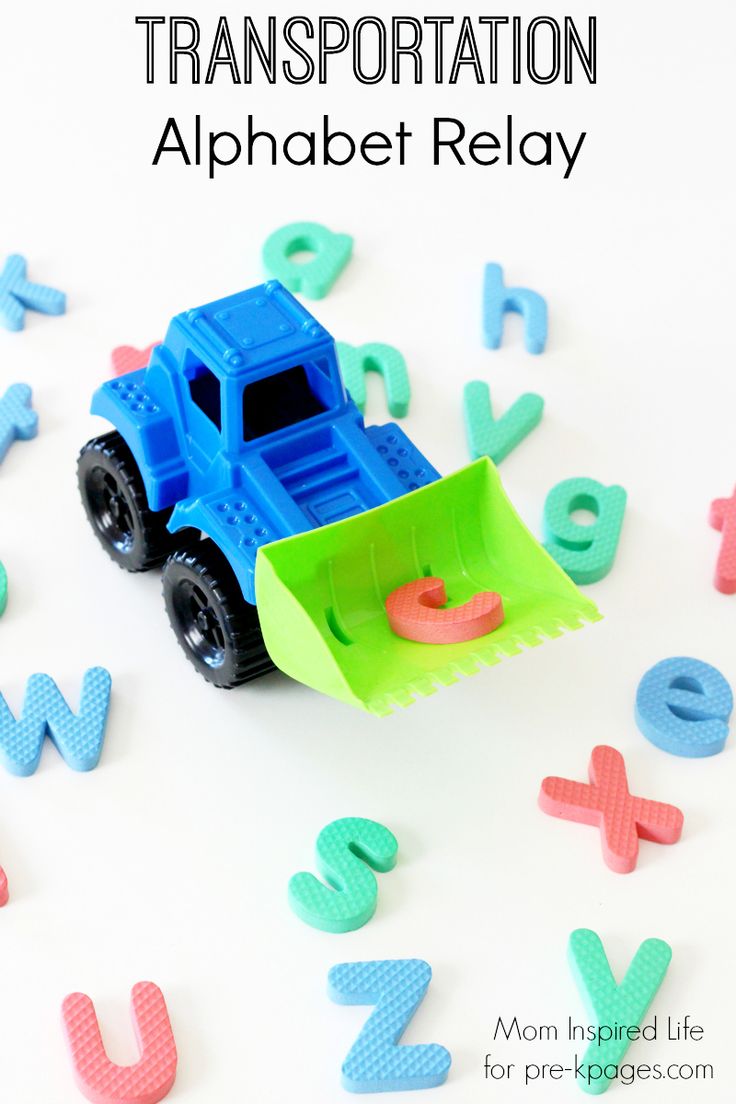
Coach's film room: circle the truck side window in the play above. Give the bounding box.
[189,365,222,430]
[243,365,326,441]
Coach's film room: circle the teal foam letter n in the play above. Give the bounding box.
[336,343,410,417]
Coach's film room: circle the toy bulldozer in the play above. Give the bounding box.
[78,282,599,714]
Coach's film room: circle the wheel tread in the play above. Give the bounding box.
[164,541,276,687]
[78,431,182,571]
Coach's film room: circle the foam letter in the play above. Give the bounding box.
[483,262,547,354]
[328,959,451,1092]
[543,477,626,583]
[62,982,177,1104]
[289,817,397,932]
[569,929,671,1096]
[463,380,543,463]
[386,577,504,644]
[336,342,410,417]
[262,221,353,299]
[539,745,683,873]
[0,254,66,332]
[636,656,732,757]
[709,487,736,594]
[0,668,112,776]
[111,343,161,377]
[0,383,38,462]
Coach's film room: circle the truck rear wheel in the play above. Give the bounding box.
[78,432,185,571]
[162,540,276,688]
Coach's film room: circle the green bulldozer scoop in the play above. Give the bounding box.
[255,458,601,715]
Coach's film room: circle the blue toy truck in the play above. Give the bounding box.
[79,281,597,712]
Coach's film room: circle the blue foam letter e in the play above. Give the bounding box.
[635,657,733,757]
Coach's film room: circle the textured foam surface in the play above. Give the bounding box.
[635,656,733,757]
[709,487,736,594]
[543,477,627,584]
[385,577,504,644]
[482,262,547,354]
[289,817,398,933]
[0,383,38,464]
[111,342,161,377]
[0,253,65,331]
[262,222,353,299]
[62,982,177,1104]
[336,342,411,418]
[0,667,111,776]
[539,745,683,873]
[328,959,451,1093]
[463,380,544,464]
[569,929,672,1096]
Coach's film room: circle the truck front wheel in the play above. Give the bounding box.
[78,432,185,571]
[162,540,276,688]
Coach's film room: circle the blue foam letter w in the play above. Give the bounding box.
[0,668,112,776]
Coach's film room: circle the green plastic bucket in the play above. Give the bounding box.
[256,458,601,715]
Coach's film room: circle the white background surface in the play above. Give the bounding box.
[1,1,734,1100]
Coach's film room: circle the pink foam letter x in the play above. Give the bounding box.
[538,745,683,873]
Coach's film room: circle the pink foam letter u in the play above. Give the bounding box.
[62,981,177,1104]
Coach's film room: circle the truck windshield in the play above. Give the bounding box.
[242,364,327,441]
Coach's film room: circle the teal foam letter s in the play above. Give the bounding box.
[288,817,398,933]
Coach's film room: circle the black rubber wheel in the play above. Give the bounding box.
[78,431,187,571]
[162,539,276,688]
